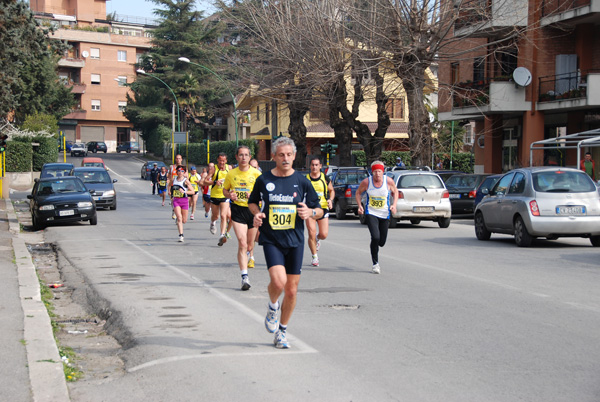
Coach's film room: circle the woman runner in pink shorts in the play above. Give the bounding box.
[171,165,195,242]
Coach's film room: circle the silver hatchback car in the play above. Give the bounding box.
[359,170,452,228]
[474,167,600,247]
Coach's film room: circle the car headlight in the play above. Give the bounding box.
[39,205,55,211]
[78,202,93,208]
[103,190,115,197]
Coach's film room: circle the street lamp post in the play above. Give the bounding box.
[136,69,181,164]
[136,69,181,132]
[177,57,238,147]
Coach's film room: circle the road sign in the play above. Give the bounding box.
[173,131,187,144]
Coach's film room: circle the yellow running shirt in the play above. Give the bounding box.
[210,167,229,199]
[224,166,262,207]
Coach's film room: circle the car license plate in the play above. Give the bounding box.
[449,194,460,199]
[413,206,434,213]
[556,206,585,215]
[94,196,101,201]
[59,210,74,216]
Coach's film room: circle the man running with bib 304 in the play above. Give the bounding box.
[223,146,261,291]
[248,137,322,349]
[356,160,398,274]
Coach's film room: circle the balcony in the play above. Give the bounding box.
[63,109,87,119]
[451,78,530,115]
[540,0,600,25]
[454,0,528,37]
[69,83,86,94]
[57,58,85,68]
[537,70,600,111]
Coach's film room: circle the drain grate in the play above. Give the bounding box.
[55,318,99,324]
[326,304,360,310]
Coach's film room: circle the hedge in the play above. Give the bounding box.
[166,139,258,167]
[5,141,33,172]
[32,136,59,171]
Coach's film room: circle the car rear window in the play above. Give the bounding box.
[84,162,104,168]
[446,175,478,187]
[398,174,444,189]
[533,171,596,193]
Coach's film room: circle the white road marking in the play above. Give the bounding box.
[120,239,317,372]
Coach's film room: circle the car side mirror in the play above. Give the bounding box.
[27,194,33,199]
[481,188,489,195]
[89,189,94,193]
[113,179,118,183]
[34,178,39,183]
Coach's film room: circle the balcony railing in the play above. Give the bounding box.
[69,83,87,94]
[541,0,590,17]
[452,78,497,108]
[537,70,600,102]
[57,58,85,68]
[63,109,87,119]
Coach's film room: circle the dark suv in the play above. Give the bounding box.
[86,141,107,153]
[329,167,369,219]
[116,141,140,153]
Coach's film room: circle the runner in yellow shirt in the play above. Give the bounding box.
[204,153,231,246]
[188,166,201,220]
[223,146,262,290]
[305,157,334,267]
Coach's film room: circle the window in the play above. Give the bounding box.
[91,100,101,111]
[256,106,260,121]
[116,76,127,86]
[508,173,525,194]
[386,98,404,119]
[492,173,515,195]
[118,50,127,62]
[463,124,474,144]
[473,57,485,82]
[451,62,460,85]
[265,103,270,125]
[91,74,101,85]
[90,48,100,59]
[118,101,127,112]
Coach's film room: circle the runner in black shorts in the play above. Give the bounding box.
[248,137,322,349]
[223,146,261,291]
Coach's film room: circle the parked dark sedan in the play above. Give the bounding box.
[330,167,369,219]
[141,161,167,180]
[473,174,502,208]
[445,173,491,215]
[71,167,117,210]
[86,141,107,153]
[28,176,97,230]
[117,141,140,153]
[434,170,464,183]
[40,163,74,179]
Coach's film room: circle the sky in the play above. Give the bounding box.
[105,0,216,22]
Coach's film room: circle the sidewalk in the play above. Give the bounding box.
[0,198,70,402]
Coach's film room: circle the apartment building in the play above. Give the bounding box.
[438,0,600,173]
[30,0,155,151]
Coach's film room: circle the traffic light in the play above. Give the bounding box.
[330,144,338,157]
[0,134,7,152]
[320,143,328,153]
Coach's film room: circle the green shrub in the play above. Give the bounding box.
[32,136,59,171]
[5,141,32,172]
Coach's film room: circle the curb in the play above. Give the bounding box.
[7,200,70,402]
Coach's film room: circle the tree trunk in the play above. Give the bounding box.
[402,71,431,167]
[288,101,309,169]
[328,79,353,166]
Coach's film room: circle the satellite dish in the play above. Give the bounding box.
[513,67,532,87]
[82,51,89,58]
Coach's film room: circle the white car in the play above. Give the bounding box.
[70,142,87,157]
[359,170,452,228]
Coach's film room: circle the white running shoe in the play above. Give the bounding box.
[178,235,184,243]
[372,263,380,274]
[265,305,279,333]
[190,214,194,220]
[274,330,290,349]
[218,234,227,246]
[241,276,251,291]
[311,255,319,267]
[210,222,216,235]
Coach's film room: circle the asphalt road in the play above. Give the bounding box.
[30,153,600,401]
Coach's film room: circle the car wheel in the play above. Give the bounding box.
[410,219,421,225]
[514,216,533,247]
[117,150,121,153]
[438,217,451,228]
[335,201,346,220]
[590,235,600,247]
[127,149,131,153]
[90,216,98,225]
[474,212,491,240]
[389,217,398,228]
[110,200,117,210]
[358,204,366,225]
[32,214,44,230]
